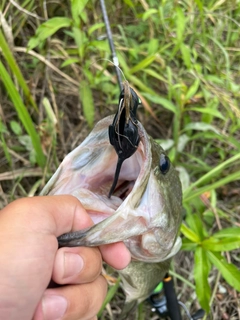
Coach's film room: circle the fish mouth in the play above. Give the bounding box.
[47,138,146,224]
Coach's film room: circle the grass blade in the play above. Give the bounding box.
[183,153,240,198]
[184,170,240,202]
[0,61,46,168]
[194,247,211,312]
[98,277,121,317]
[202,237,240,252]
[79,81,95,128]
[0,30,38,112]
[207,251,240,292]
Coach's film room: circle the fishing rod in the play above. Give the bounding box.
[99,0,123,91]
[149,273,205,320]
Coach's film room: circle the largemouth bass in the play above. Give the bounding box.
[41,101,182,316]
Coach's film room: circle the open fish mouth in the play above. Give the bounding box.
[70,142,145,224]
[42,115,182,262]
[42,116,147,225]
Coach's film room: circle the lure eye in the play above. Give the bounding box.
[159,154,170,174]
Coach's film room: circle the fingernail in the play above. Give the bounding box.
[42,294,67,320]
[64,252,84,278]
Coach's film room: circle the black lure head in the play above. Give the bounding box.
[108,83,141,197]
[109,84,140,160]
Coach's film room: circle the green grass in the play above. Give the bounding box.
[0,0,240,319]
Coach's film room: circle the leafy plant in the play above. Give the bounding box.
[182,217,240,312]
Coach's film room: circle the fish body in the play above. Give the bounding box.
[41,115,182,310]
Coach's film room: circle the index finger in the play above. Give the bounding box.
[0,195,93,237]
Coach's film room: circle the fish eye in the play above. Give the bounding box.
[159,154,170,174]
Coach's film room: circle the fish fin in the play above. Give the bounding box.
[119,300,138,320]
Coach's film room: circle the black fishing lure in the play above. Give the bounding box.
[108,82,140,197]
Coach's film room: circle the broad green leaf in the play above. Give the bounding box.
[10,121,22,136]
[194,247,211,312]
[79,10,87,24]
[186,214,205,240]
[123,0,134,8]
[28,17,72,50]
[181,224,200,243]
[79,81,95,128]
[183,122,220,134]
[204,74,224,85]
[213,228,240,238]
[88,22,105,36]
[142,9,158,21]
[187,107,224,120]
[185,79,200,101]
[176,7,186,42]
[90,40,109,52]
[181,238,197,251]
[148,38,159,55]
[73,27,86,58]
[71,0,89,26]
[0,61,46,168]
[194,0,203,11]
[129,55,156,74]
[202,237,240,252]
[207,252,240,291]
[142,94,177,113]
[61,58,79,68]
[143,69,168,83]
[180,43,191,69]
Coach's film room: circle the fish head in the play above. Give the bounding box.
[41,115,182,262]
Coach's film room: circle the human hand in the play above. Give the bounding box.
[0,195,131,320]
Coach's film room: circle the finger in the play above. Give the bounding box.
[0,195,94,237]
[100,242,131,270]
[52,247,102,284]
[33,275,107,320]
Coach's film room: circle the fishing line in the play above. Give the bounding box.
[89,58,127,84]
[100,0,123,91]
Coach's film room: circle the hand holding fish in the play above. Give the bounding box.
[0,195,131,320]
